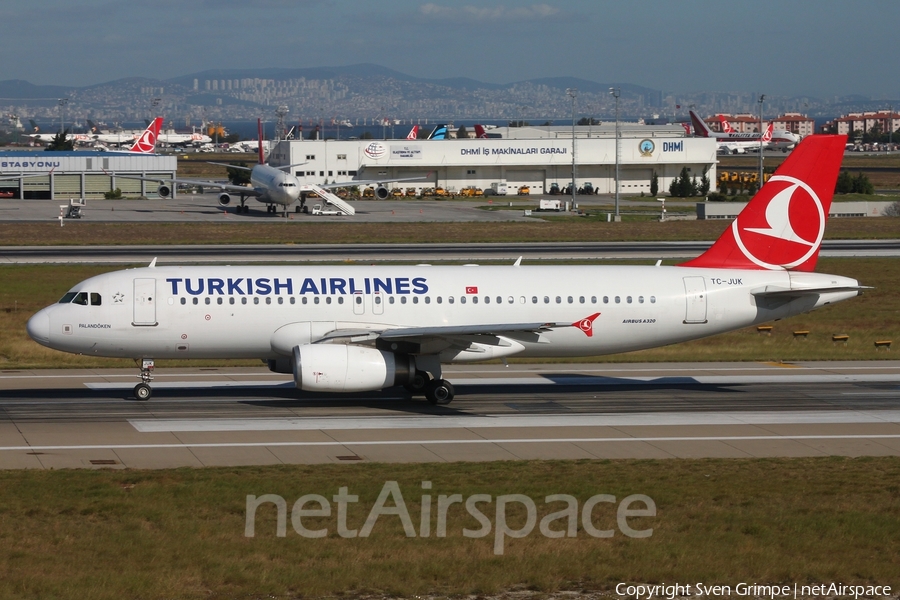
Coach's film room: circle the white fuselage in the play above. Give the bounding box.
[249,164,301,207]
[27,264,859,362]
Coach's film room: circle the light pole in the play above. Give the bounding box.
[890,104,894,150]
[609,87,620,221]
[58,98,68,135]
[758,94,765,191]
[567,88,577,207]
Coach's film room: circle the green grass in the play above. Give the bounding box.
[0,458,897,599]
[1,257,896,369]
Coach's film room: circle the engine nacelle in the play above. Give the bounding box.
[157,184,171,198]
[218,193,232,206]
[374,185,390,200]
[292,344,414,392]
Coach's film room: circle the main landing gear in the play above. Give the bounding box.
[133,358,154,401]
[405,370,455,405]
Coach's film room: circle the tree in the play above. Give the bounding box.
[45,129,74,151]
[835,171,853,194]
[455,125,468,139]
[650,172,659,197]
[226,163,252,186]
[104,188,122,199]
[852,172,874,194]
[699,174,711,196]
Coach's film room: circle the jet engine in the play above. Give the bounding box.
[218,193,232,206]
[157,184,171,198]
[374,185,390,200]
[292,344,414,392]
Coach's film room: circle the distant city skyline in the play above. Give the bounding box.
[1,0,898,99]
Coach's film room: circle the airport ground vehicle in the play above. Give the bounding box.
[538,199,563,211]
[517,185,530,195]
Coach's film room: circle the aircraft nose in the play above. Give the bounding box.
[26,309,51,346]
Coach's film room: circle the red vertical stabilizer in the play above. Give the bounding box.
[679,134,847,272]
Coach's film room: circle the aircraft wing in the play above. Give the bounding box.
[316,322,569,350]
[318,172,433,190]
[107,172,262,196]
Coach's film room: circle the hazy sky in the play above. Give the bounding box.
[2,0,897,98]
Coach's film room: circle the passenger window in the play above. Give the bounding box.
[437,297,443,304]
[72,292,88,306]
[266,297,272,305]
[90,293,102,306]
[180,297,186,305]
[401,297,407,304]
[532,296,538,304]
[520,297,525,304]
[254,297,260,305]
[217,297,223,305]
[627,296,632,304]
[449,297,454,304]
[355,296,363,304]
[193,298,199,305]
[278,297,284,305]
[338,297,344,304]
[290,297,295,305]
[425,297,431,304]
[567,296,573,304]
[242,297,247,305]
[302,297,308,305]
[59,292,77,304]
[460,296,466,304]
[638,296,644,304]
[472,297,478,304]
[314,297,320,304]
[579,296,585,304]
[508,296,514,304]
[543,296,549,304]
[555,296,561,304]
[413,297,419,304]
[650,296,656,304]
[205,297,211,305]
[484,296,490,304]
[326,297,332,305]
[375,296,381,304]
[389,297,395,304]
[603,296,609,304]
[591,296,597,304]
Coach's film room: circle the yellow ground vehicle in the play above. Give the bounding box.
[391,187,403,197]
[421,187,435,197]
[517,185,530,195]
[434,187,449,197]
[405,187,417,197]
[362,187,375,198]
[459,186,484,197]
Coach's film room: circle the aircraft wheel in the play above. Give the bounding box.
[424,379,454,405]
[134,383,152,401]
[295,206,302,213]
[404,371,429,394]
[302,205,309,214]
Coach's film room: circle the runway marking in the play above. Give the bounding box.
[3,434,900,453]
[79,373,900,392]
[129,410,900,432]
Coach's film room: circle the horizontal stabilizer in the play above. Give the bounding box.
[751,285,870,297]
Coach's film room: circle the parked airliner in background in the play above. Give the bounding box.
[28,135,862,404]
[114,119,428,215]
[689,110,799,153]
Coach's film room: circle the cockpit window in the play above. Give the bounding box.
[59,292,77,304]
[90,293,102,306]
[71,292,89,306]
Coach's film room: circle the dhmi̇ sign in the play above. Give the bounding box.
[661,140,684,152]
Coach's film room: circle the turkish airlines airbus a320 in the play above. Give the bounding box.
[27,135,861,404]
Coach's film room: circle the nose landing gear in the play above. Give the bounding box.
[133,358,154,401]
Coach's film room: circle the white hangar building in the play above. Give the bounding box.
[0,151,176,199]
[268,125,717,196]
